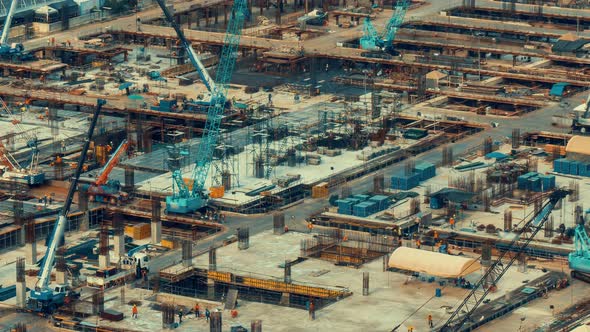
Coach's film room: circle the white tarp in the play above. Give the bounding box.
[388,247,481,278]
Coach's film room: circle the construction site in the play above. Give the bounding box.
[0,0,590,331]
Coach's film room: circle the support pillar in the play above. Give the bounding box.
[113,212,125,258]
[151,199,162,244]
[99,226,109,269]
[237,227,249,250]
[182,240,193,267]
[207,278,215,299]
[209,246,217,271]
[113,234,125,258]
[99,254,109,269]
[24,222,36,265]
[16,257,26,308]
[273,213,285,235]
[362,272,369,296]
[284,260,291,284]
[210,311,222,332]
[251,320,262,332]
[124,167,135,193]
[25,242,36,265]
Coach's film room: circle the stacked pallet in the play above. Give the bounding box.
[311,182,329,198]
[124,223,151,240]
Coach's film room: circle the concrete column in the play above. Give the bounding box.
[25,242,36,265]
[151,199,162,244]
[99,254,109,269]
[113,234,125,258]
[182,240,192,267]
[16,282,26,308]
[79,211,89,232]
[16,257,25,308]
[209,246,217,271]
[56,270,66,284]
[207,278,215,299]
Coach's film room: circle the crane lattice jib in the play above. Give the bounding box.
[381,0,410,43]
[154,0,216,93]
[95,139,128,186]
[361,17,379,44]
[189,0,247,196]
[439,189,569,332]
[574,223,590,257]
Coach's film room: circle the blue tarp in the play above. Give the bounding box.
[485,151,508,160]
[550,83,569,96]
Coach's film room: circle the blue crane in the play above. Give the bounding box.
[155,0,248,214]
[0,0,35,61]
[569,214,590,283]
[437,189,569,332]
[360,0,409,54]
[28,99,106,313]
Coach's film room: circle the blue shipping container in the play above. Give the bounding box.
[353,194,370,201]
[391,173,421,190]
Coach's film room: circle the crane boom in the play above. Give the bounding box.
[95,139,128,186]
[360,0,409,52]
[0,139,21,170]
[163,0,248,213]
[35,99,105,292]
[0,96,39,172]
[381,0,409,43]
[0,0,17,45]
[438,189,569,332]
[154,0,216,93]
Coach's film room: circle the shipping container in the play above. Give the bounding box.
[391,172,421,190]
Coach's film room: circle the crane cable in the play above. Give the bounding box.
[391,201,544,331]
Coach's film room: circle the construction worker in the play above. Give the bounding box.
[449,216,455,229]
[178,309,183,324]
[194,303,200,318]
[428,314,433,328]
[309,300,315,320]
[132,304,138,319]
[407,326,414,332]
[416,238,421,249]
[205,308,211,322]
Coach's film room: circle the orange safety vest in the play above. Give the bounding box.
[450,218,455,225]
[132,306,138,314]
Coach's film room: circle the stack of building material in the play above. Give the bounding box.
[554,158,590,176]
[306,154,321,165]
[209,186,225,198]
[161,239,176,249]
[312,182,329,198]
[403,128,428,140]
[124,223,151,240]
[336,199,354,214]
[391,172,421,190]
[369,195,390,210]
[353,194,370,201]
[353,201,378,217]
[414,162,436,181]
[517,172,555,192]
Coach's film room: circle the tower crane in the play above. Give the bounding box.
[82,139,129,204]
[0,96,44,184]
[360,0,409,55]
[28,99,106,313]
[155,0,248,213]
[438,189,569,332]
